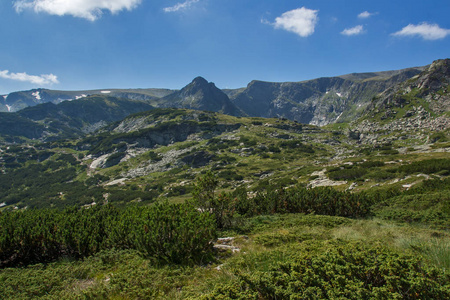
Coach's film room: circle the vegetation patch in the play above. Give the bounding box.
[202,242,450,299]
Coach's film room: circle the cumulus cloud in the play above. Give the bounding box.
[358,11,374,19]
[164,0,200,13]
[269,7,319,37]
[14,0,142,21]
[0,70,59,85]
[392,22,450,40]
[341,25,364,36]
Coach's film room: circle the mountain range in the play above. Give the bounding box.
[0,59,448,143]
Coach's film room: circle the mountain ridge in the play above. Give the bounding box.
[0,95,153,142]
[0,59,448,133]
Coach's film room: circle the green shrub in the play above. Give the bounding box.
[115,202,216,265]
[397,159,450,175]
[218,170,244,181]
[374,191,450,229]
[278,140,314,153]
[327,167,367,181]
[105,151,126,166]
[202,243,450,299]
[360,160,385,168]
[143,150,162,162]
[0,203,217,267]
[191,171,236,229]
[364,170,396,181]
[234,185,373,218]
[430,132,448,143]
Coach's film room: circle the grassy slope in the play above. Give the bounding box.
[1,109,449,299]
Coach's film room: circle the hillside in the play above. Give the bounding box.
[0,105,449,298]
[351,59,450,144]
[228,66,425,125]
[0,95,153,142]
[0,59,449,299]
[0,88,174,113]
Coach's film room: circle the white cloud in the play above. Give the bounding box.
[358,11,374,19]
[392,22,450,40]
[341,25,364,36]
[270,7,319,37]
[14,0,142,21]
[0,70,59,85]
[164,0,200,13]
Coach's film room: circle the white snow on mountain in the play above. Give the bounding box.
[32,91,41,100]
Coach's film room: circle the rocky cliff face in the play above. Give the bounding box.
[368,59,450,115]
[228,67,425,126]
[350,59,450,144]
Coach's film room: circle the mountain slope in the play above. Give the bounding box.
[367,59,450,116]
[156,77,243,116]
[0,88,174,113]
[0,95,153,141]
[228,67,425,126]
[350,59,450,144]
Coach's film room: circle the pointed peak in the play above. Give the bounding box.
[191,76,209,85]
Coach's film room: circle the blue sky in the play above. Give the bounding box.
[0,0,449,94]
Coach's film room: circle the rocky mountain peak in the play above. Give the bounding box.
[190,76,209,86]
[180,76,215,96]
[415,58,450,92]
[160,77,243,116]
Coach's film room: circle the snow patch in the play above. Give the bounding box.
[101,91,111,94]
[32,91,41,100]
[6,105,11,112]
[2,95,7,100]
[336,92,342,97]
[335,112,344,121]
[0,202,6,208]
[75,94,87,100]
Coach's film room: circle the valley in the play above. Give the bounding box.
[0,59,449,299]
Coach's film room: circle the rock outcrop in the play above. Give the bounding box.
[352,59,450,144]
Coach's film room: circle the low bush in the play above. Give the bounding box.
[0,202,217,267]
[374,191,450,229]
[234,185,373,218]
[397,158,450,175]
[201,243,450,299]
[364,170,396,181]
[327,167,367,181]
[360,160,385,168]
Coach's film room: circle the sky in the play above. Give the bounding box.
[0,0,449,94]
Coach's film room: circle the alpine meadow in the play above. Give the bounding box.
[1,1,450,299]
